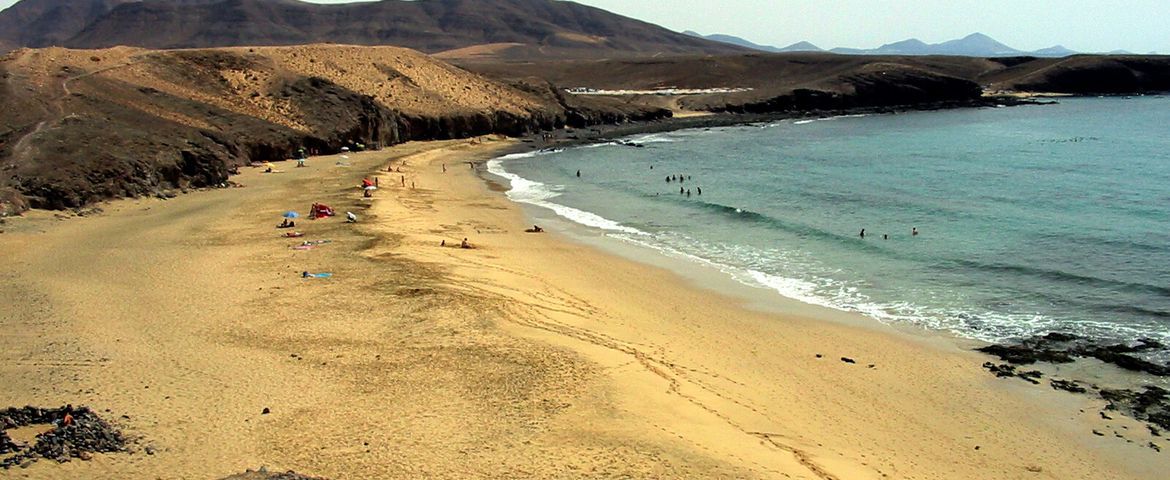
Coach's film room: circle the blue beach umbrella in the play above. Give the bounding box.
[283,211,300,219]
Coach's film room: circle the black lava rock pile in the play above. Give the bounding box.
[0,405,127,469]
[221,468,328,480]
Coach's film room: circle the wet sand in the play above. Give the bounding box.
[1,138,1165,479]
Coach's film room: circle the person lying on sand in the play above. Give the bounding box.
[524,225,544,233]
[278,219,295,228]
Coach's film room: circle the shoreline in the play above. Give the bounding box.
[1,138,1165,478]
[367,139,1166,477]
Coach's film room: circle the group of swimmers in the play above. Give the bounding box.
[860,227,918,239]
[665,174,701,197]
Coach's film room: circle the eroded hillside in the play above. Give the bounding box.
[0,44,668,212]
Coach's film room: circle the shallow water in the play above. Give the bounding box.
[489,97,1170,364]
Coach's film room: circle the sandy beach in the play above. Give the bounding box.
[1,138,1165,479]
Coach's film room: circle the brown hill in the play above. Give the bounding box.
[0,0,138,49]
[0,0,745,58]
[0,44,670,212]
[461,52,1170,111]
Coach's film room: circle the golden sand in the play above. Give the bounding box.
[1,139,1164,479]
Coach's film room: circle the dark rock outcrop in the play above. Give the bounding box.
[1013,57,1170,94]
[976,333,1169,376]
[977,333,1170,436]
[1100,386,1170,431]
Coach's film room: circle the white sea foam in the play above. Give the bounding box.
[486,159,644,235]
[794,114,871,125]
[580,142,618,149]
[627,132,679,143]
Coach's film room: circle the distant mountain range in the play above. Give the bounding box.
[687,32,1089,58]
[0,0,746,58]
[682,31,822,53]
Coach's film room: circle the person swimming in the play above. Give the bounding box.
[912,227,919,236]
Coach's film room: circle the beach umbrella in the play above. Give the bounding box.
[283,211,300,218]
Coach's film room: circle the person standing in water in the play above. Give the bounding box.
[860,228,866,238]
[680,186,684,194]
[697,186,702,195]
[576,169,581,177]
[912,227,919,236]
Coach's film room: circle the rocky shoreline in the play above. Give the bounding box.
[977,333,1170,448]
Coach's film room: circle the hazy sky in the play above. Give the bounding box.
[2,0,1165,53]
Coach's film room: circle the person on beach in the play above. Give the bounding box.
[461,238,471,249]
[346,212,357,223]
[442,163,447,173]
[860,228,866,238]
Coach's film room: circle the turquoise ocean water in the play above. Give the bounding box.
[487,97,1170,363]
